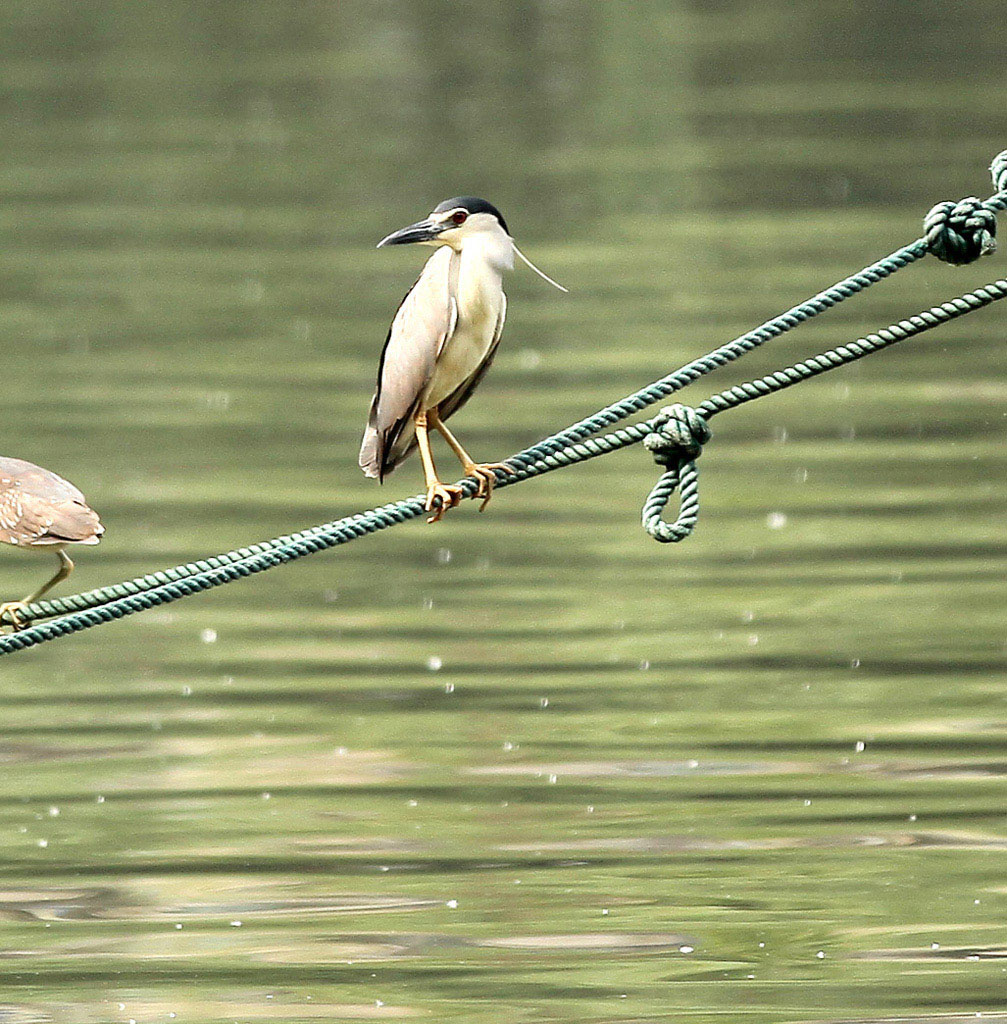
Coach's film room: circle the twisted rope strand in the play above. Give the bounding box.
[4,275,1005,656]
[637,279,1007,541]
[2,154,1006,652]
[21,239,929,628]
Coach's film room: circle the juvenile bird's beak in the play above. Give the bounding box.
[376,217,444,248]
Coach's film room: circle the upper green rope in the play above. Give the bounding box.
[2,151,1006,656]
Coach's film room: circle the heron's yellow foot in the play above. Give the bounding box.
[0,601,29,632]
[425,482,465,524]
[463,462,516,511]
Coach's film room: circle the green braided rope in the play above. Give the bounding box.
[4,273,1004,656]
[641,278,1007,541]
[18,238,928,628]
[1,153,1005,654]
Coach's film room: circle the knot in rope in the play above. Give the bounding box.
[991,150,1007,195]
[643,404,711,465]
[924,196,997,265]
[641,405,710,544]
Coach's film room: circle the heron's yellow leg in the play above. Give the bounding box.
[414,410,464,523]
[1,549,73,631]
[429,410,515,511]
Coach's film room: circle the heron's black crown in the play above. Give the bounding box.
[434,196,508,235]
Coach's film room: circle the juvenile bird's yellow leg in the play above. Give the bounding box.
[414,410,464,524]
[429,409,515,511]
[0,549,73,630]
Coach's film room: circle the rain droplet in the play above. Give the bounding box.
[427,656,443,672]
[766,512,788,530]
[200,628,217,644]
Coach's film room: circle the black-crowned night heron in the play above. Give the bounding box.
[359,196,565,523]
[0,457,104,629]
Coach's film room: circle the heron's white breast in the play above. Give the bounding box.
[423,243,505,408]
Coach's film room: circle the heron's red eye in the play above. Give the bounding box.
[451,210,468,225]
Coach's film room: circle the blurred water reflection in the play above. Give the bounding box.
[0,1,1006,1022]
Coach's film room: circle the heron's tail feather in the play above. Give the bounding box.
[358,427,382,479]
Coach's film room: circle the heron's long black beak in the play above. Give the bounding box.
[376,217,444,248]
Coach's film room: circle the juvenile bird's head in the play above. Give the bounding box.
[377,196,567,291]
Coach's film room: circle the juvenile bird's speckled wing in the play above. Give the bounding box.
[0,457,104,548]
[359,246,458,480]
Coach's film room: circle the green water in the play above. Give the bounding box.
[2,2,1007,1021]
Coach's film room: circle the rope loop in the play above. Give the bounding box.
[924,196,997,265]
[991,150,1007,194]
[641,405,710,543]
[643,404,711,465]
[641,460,702,544]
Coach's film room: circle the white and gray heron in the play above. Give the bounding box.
[359,196,565,523]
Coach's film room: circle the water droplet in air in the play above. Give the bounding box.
[200,628,217,644]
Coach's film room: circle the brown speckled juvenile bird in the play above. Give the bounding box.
[0,457,104,629]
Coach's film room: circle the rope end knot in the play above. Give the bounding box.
[924,196,997,265]
[643,404,711,465]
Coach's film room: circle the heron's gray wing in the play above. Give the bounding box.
[437,291,506,424]
[359,247,457,480]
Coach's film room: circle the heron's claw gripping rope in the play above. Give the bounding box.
[641,405,711,543]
